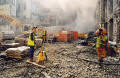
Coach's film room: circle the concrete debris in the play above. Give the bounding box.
[35,39,42,48]
[6,46,30,59]
[0,52,7,58]
[0,41,119,78]
[42,72,51,78]
[109,41,117,45]
[1,31,15,40]
[79,40,88,46]
[4,43,20,48]
[15,37,27,46]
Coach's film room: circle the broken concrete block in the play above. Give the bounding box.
[0,52,7,58]
[6,46,30,59]
[4,43,20,48]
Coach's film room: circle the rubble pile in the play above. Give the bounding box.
[0,41,119,78]
[4,43,20,48]
[88,32,96,43]
[44,42,116,78]
[15,37,27,46]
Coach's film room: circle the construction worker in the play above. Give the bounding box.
[27,27,37,62]
[96,26,108,66]
[84,33,88,39]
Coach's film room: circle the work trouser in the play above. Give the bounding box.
[96,48,107,61]
[29,46,35,58]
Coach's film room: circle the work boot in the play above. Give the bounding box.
[99,60,101,65]
[99,58,103,68]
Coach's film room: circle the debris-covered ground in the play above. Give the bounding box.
[0,41,120,78]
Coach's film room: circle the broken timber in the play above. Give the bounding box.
[26,60,45,68]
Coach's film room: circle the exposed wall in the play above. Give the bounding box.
[107,0,113,41]
[96,0,120,43]
[0,0,17,32]
[113,0,120,43]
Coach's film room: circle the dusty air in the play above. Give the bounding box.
[0,0,120,78]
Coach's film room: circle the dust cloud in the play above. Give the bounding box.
[33,0,98,32]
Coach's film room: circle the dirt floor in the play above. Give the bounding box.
[0,41,120,78]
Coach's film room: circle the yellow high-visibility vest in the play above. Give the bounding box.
[84,34,88,39]
[27,33,35,46]
[96,35,107,48]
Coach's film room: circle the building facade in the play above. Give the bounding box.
[96,0,120,43]
[0,0,17,32]
[0,0,16,17]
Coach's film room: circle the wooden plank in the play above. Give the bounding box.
[7,55,22,59]
[26,60,45,68]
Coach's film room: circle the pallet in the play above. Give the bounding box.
[26,60,45,68]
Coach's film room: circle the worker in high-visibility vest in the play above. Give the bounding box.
[27,27,37,62]
[96,27,108,66]
[84,33,88,39]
